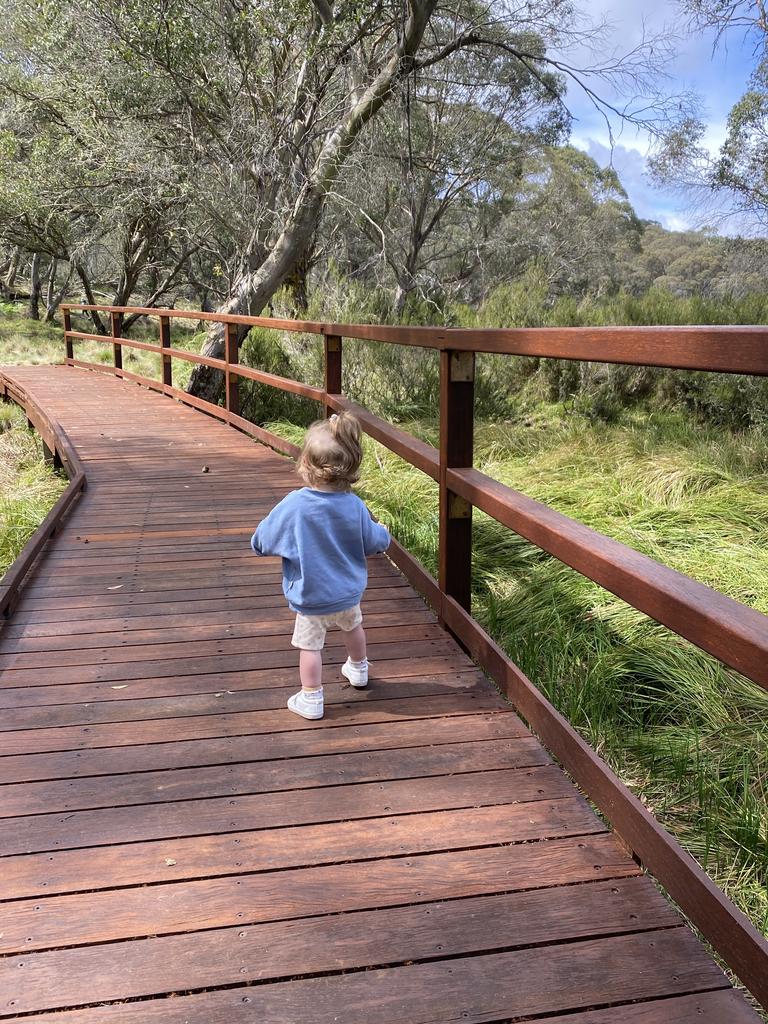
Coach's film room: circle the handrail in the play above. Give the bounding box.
[59,302,768,1007]
[65,303,768,373]
[0,373,87,622]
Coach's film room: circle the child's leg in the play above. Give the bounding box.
[343,623,367,663]
[288,614,326,719]
[299,649,323,691]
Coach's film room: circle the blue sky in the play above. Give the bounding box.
[562,1,762,235]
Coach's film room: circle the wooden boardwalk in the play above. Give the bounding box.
[0,364,761,1023]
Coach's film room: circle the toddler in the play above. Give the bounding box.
[250,411,391,720]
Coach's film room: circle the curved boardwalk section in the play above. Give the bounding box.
[0,365,760,1022]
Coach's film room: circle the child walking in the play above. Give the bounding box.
[250,412,391,720]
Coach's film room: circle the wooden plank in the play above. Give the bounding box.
[0,691,506,757]
[0,766,571,855]
[0,877,679,1013]
[0,638,464,689]
[8,577,409,618]
[0,595,429,638]
[0,618,444,667]
[0,710,522,783]
[0,663,473,713]
[1,789,577,899]
[0,736,551,816]
[527,992,763,1023]
[0,928,741,1023]
[0,834,629,953]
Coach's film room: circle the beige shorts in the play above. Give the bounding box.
[291,604,363,651]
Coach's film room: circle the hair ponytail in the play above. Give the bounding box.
[329,410,361,447]
[297,411,364,490]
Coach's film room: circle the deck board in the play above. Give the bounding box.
[0,365,760,1022]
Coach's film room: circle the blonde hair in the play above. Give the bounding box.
[297,411,363,491]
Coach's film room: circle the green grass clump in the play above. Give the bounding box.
[269,408,768,937]
[0,402,67,576]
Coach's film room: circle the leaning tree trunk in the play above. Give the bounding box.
[186,0,437,403]
[187,192,324,402]
[27,253,41,320]
[45,264,74,323]
[3,247,20,294]
[75,263,108,334]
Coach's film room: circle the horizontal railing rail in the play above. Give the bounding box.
[0,373,87,622]
[59,302,768,1008]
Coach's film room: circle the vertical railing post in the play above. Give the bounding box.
[110,311,123,371]
[225,321,240,417]
[160,315,172,388]
[324,334,342,417]
[439,349,475,613]
[63,307,73,362]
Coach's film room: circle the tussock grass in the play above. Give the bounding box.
[0,402,66,576]
[271,408,768,937]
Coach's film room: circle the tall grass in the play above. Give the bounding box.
[0,402,66,576]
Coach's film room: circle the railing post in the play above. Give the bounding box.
[110,311,123,371]
[324,334,342,417]
[63,308,73,362]
[439,349,475,613]
[159,316,172,388]
[225,322,240,417]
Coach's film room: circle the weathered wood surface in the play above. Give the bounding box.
[0,365,760,1022]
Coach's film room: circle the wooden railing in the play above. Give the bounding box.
[61,303,768,1008]
[0,373,86,621]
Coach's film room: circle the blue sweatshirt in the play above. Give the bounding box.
[250,488,391,615]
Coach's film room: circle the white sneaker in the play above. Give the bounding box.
[287,688,324,720]
[341,657,369,688]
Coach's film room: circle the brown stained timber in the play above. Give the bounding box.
[63,303,768,373]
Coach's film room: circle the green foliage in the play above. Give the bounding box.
[0,401,66,576]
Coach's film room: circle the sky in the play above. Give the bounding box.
[562,0,762,235]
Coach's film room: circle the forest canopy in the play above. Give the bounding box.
[0,0,766,382]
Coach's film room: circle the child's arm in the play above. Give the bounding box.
[250,494,295,556]
[361,505,391,555]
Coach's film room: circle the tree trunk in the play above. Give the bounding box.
[4,248,20,294]
[286,247,312,314]
[27,253,41,320]
[187,0,437,402]
[45,264,74,323]
[75,263,107,334]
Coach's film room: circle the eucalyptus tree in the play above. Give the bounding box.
[331,41,568,315]
[651,1,768,229]
[489,146,643,297]
[0,0,679,395]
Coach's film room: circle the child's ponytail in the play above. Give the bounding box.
[329,411,362,447]
[297,411,364,490]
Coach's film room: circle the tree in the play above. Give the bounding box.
[332,41,567,315]
[651,1,768,228]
